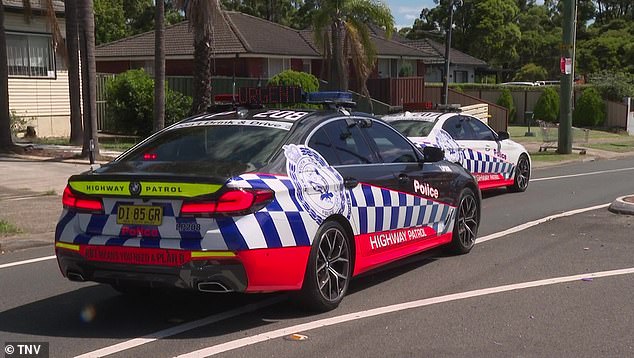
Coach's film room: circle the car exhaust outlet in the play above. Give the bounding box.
[67,271,85,282]
[197,281,232,293]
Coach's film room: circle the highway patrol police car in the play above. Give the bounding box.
[384,110,531,192]
[55,91,481,311]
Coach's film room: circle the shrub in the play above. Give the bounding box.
[496,88,516,123]
[513,63,547,82]
[9,110,29,136]
[588,70,634,102]
[105,69,191,136]
[573,87,605,127]
[533,87,560,123]
[268,70,319,93]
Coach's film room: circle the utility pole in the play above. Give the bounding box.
[442,0,454,105]
[558,0,576,154]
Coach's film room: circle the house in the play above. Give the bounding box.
[402,38,488,83]
[95,11,431,95]
[3,0,69,137]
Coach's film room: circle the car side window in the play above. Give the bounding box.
[307,127,341,165]
[362,121,418,163]
[442,116,472,140]
[464,116,496,141]
[315,119,377,165]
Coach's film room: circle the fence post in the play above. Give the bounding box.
[625,97,634,135]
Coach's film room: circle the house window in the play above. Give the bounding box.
[377,59,390,78]
[6,32,56,78]
[267,58,290,78]
[454,70,468,83]
[302,59,311,74]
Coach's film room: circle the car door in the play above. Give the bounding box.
[442,115,511,187]
[343,119,461,273]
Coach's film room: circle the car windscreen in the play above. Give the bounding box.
[389,120,435,137]
[120,123,289,170]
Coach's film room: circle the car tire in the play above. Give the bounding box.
[509,154,530,192]
[296,220,352,312]
[447,187,479,255]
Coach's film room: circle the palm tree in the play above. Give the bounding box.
[78,0,100,160]
[177,0,223,114]
[312,0,394,92]
[154,0,165,132]
[0,1,13,151]
[64,0,83,145]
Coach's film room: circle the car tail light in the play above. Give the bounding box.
[181,189,274,217]
[62,186,104,213]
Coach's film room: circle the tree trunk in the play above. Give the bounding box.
[191,37,212,114]
[153,0,165,132]
[0,2,14,151]
[65,0,83,145]
[329,21,348,91]
[78,0,99,159]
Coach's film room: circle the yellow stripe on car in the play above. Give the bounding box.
[191,251,237,258]
[69,181,222,197]
[55,242,80,251]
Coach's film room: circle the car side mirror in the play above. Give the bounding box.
[422,146,444,163]
[497,131,510,141]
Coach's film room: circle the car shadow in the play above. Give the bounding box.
[0,248,447,340]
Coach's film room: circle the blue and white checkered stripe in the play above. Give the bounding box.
[463,149,515,179]
[348,183,456,236]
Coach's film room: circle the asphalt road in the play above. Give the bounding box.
[1,157,633,358]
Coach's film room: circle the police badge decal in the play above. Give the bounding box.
[284,144,351,224]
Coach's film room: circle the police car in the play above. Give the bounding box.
[55,90,481,311]
[384,110,531,192]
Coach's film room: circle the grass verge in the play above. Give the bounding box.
[0,219,22,236]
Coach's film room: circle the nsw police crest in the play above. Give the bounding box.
[284,144,351,224]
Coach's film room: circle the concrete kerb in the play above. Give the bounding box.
[608,195,634,216]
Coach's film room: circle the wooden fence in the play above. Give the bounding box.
[423,87,509,132]
[366,77,425,106]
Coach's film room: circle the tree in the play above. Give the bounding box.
[154,0,165,132]
[177,0,223,114]
[496,88,516,122]
[312,0,394,91]
[573,87,605,127]
[513,63,548,81]
[65,0,83,145]
[0,2,13,151]
[78,0,100,159]
[534,87,560,123]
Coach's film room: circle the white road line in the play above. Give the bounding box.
[0,255,56,269]
[476,203,611,244]
[175,267,634,358]
[532,167,634,182]
[74,296,285,358]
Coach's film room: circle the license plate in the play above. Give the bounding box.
[116,205,163,226]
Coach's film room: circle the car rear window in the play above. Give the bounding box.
[390,120,435,137]
[121,123,289,168]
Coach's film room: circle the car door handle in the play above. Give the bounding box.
[398,173,410,184]
[343,177,358,189]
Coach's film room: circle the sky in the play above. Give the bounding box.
[384,0,436,30]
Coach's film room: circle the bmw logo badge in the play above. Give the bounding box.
[129,181,142,196]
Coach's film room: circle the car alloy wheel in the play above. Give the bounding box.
[511,154,530,192]
[448,188,479,254]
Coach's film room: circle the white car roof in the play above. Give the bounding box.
[382,111,456,123]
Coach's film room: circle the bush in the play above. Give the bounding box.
[533,87,560,123]
[513,63,547,82]
[588,70,634,102]
[268,70,319,92]
[9,110,29,136]
[496,88,516,123]
[573,87,605,127]
[105,69,191,136]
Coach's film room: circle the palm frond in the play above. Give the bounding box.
[175,0,223,43]
[345,0,394,38]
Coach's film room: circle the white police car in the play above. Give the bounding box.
[55,90,481,312]
[384,111,531,192]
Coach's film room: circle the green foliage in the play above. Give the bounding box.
[577,19,634,76]
[588,71,634,102]
[105,70,191,136]
[0,219,22,235]
[9,110,29,135]
[268,70,319,92]
[398,62,414,77]
[496,88,516,122]
[573,87,606,127]
[94,0,184,45]
[533,87,560,123]
[513,63,548,81]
